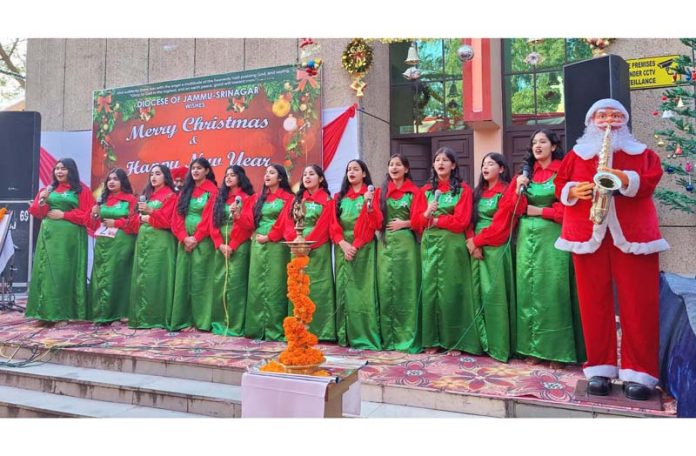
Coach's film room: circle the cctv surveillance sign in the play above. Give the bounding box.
[627,55,680,90]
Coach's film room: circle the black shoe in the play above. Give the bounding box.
[587,376,611,396]
[623,382,652,401]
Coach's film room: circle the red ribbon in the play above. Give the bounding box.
[97,94,112,113]
[296,70,318,91]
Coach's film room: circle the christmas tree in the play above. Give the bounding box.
[654,38,696,214]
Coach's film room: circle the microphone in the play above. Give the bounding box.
[518,164,531,195]
[93,195,103,219]
[366,184,375,210]
[235,195,242,205]
[39,185,54,206]
[138,195,147,214]
[433,189,442,200]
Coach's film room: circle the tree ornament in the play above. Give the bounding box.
[524,51,541,66]
[272,98,291,117]
[666,165,675,174]
[685,161,692,173]
[662,110,675,119]
[677,98,685,108]
[675,146,683,156]
[457,44,475,63]
[283,114,298,132]
[342,39,374,98]
[653,111,659,116]
[657,138,665,147]
[687,183,694,192]
[662,95,668,101]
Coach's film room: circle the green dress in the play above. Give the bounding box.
[211,201,251,337]
[471,192,516,362]
[89,198,137,323]
[301,199,336,342]
[334,196,381,350]
[245,196,291,341]
[515,175,586,363]
[420,188,482,354]
[26,190,89,321]
[129,197,177,329]
[169,192,217,331]
[377,193,421,352]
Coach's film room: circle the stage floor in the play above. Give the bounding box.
[0,307,676,418]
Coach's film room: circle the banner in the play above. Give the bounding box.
[91,65,322,194]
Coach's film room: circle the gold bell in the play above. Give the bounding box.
[404,43,420,66]
[657,139,665,147]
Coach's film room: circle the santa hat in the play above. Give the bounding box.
[171,166,188,180]
[584,98,630,126]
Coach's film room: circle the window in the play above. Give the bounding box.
[390,39,467,136]
[503,39,592,126]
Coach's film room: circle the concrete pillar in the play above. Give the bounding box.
[64,39,106,131]
[25,39,66,131]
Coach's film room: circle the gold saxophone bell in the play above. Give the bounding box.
[589,124,620,225]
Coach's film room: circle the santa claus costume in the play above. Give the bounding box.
[554,98,669,398]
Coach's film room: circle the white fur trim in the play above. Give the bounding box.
[584,364,619,379]
[618,170,639,198]
[560,182,579,206]
[554,220,608,254]
[619,369,659,389]
[584,98,629,126]
[606,200,670,254]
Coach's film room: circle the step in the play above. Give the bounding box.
[0,385,208,418]
[0,343,243,385]
[0,363,241,417]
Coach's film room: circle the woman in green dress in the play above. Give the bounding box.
[128,164,178,329]
[245,164,294,341]
[210,165,255,337]
[330,159,383,350]
[411,147,482,355]
[169,158,219,331]
[466,152,517,362]
[27,158,95,324]
[284,164,336,341]
[376,153,422,353]
[513,129,586,366]
[88,168,138,324]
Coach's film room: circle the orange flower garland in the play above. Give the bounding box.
[279,255,324,366]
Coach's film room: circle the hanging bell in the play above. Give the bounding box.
[657,139,665,147]
[404,43,420,66]
[662,110,675,119]
[677,97,685,108]
[675,146,683,156]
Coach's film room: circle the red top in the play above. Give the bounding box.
[210,189,256,250]
[514,159,565,224]
[471,181,520,247]
[330,184,383,249]
[261,188,295,243]
[284,188,333,249]
[171,179,219,242]
[411,181,473,234]
[139,186,177,231]
[385,178,420,201]
[29,183,96,226]
[88,192,139,234]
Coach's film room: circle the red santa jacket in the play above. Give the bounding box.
[554,147,669,255]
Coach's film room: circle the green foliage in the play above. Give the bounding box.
[655,38,696,214]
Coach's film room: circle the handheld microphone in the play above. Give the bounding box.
[518,164,531,195]
[93,195,103,219]
[138,195,147,214]
[366,185,375,210]
[235,195,242,205]
[39,185,54,206]
[433,189,442,200]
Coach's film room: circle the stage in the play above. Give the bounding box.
[0,304,676,418]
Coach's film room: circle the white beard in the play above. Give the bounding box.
[574,124,646,158]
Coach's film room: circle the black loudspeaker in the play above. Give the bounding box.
[0,111,41,200]
[563,55,631,151]
[0,202,36,290]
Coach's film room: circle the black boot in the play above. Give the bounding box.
[623,382,652,401]
[587,376,611,396]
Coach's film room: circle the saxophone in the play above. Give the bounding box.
[589,124,622,224]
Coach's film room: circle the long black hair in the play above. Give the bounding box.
[176,157,217,216]
[253,164,292,228]
[471,152,511,229]
[99,168,134,203]
[379,153,412,232]
[429,147,461,196]
[51,158,82,194]
[213,165,255,228]
[293,164,329,209]
[335,159,373,217]
[524,129,564,179]
[141,164,175,200]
